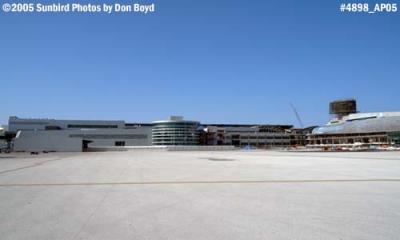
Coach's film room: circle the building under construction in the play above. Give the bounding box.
[308,99,400,150]
[5,99,399,152]
[6,116,307,152]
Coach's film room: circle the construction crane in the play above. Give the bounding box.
[290,103,304,128]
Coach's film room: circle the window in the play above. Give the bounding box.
[45,125,62,130]
[115,141,125,146]
[67,124,118,129]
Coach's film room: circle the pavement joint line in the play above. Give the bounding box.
[0,157,72,175]
[1,179,400,187]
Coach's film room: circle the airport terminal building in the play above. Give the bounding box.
[9,117,153,152]
[308,99,400,149]
[308,112,400,148]
[7,99,399,152]
[8,116,300,152]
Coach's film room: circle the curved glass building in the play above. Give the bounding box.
[309,112,400,146]
[312,112,400,135]
[152,116,200,145]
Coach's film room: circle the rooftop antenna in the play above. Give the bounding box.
[290,102,304,128]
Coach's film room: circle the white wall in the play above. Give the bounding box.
[13,130,82,152]
[12,127,153,152]
[76,128,152,147]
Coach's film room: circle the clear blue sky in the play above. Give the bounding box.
[1,0,400,127]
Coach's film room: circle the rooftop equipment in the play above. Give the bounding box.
[329,99,357,118]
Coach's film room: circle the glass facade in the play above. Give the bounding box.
[152,121,200,145]
[388,132,400,144]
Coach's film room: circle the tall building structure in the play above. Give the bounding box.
[152,116,200,145]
